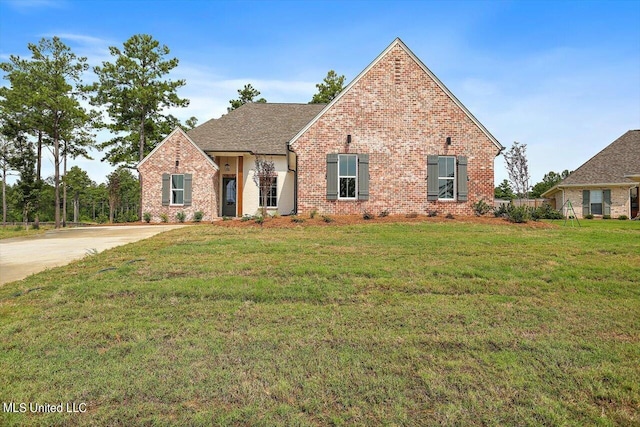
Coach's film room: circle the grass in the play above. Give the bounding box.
[1,219,638,426]
[0,225,51,240]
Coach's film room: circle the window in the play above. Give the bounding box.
[427,155,468,202]
[438,156,456,200]
[590,190,603,215]
[171,174,184,205]
[339,154,357,199]
[582,189,610,216]
[259,177,277,208]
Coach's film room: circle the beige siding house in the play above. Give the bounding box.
[138,38,503,222]
[542,130,640,219]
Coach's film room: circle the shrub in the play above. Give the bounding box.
[193,211,204,222]
[291,216,305,223]
[176,211,186,223]
[31,223,39,230]
[618,215,628,220]
[241,215,252,222]
[506,205,529,223]
[584,214,594,220]
[494,204,509,218]
[602,214,611,220]
[223,216,232,221]
[363,210,374,220]
[97,213,109,224]
[143,212,152,223]
[445,213,455,220]
[159,213,169,223]
[379,209,389,218]
[472,199,493,216]
[533,203,564,220]
[254,215,264,225]
[309,209,318,219]
[322,215,333,223]
[426,210,437,218]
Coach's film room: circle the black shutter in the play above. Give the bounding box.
[457,156,468,202]
[427,155,439,201]
[603,189,611,216]
[327,154,338,200]
[184,174,192,206]
[357,154,369,201]
[162,174,170,206]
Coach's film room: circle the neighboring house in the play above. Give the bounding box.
[542,130,640,219]
[138,38,503,222]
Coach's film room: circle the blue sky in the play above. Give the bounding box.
[1,0,639,187]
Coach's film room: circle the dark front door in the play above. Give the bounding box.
[631,186,639,219]
[222,177,237,217]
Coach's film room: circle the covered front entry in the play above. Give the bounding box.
[222,177,237,217]
[631,186,639,219]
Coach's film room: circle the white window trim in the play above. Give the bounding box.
[438,156,456,201]
[259,177,278,208]
[338,154,358,200]
[171,174,184,206]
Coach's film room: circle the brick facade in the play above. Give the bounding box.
[290,43,501,216]
[138,129,218,223]
[561,187,635,219]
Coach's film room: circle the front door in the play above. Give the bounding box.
[631,186,639,219]
[222,177,237,217]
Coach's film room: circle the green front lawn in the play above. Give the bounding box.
[1,219,638,426]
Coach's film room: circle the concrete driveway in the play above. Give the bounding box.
[0,225,185,285]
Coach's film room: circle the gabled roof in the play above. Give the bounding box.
[138,127,218,170]
[550,130,640,190]
[289,37,503,152]
[187,103,326,155]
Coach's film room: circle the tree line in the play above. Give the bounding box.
[1,33,344,228]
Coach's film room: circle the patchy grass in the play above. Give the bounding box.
[0,225,52,240]
[1,220,638,426]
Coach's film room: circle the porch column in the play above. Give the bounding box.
[237,156,243,216]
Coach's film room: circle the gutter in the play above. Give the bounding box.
[287,143,298,215]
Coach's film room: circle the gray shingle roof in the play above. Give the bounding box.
[559,130,640,186]
[187,103,326,155]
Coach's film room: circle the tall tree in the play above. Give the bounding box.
[530,170,571,198]
[228,84,266,112]
[87,34,189,167]
[8,136,38,227]
[0,133,16,226]
[494,179,515,200]
[0,37,94,228]
[64,166,93,223]
[503,141,530,200]
[310,70,345,104]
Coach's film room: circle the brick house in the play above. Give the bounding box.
[138,38,503,222]
[542,130,640,219]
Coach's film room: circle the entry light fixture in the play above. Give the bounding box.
[446,137,452,146]
[224,163,231,172]
[347,134,352,144]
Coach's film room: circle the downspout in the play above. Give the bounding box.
[287,143,298,215]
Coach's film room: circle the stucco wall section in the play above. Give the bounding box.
[242,155,295,216]
[291,44,499,216]
[139,130,218,223]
